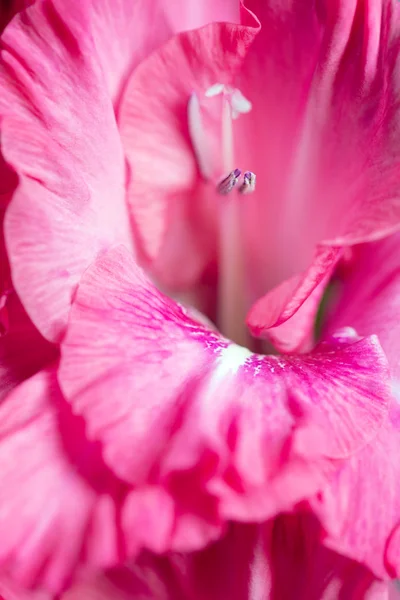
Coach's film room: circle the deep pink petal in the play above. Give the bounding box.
[261,513,392,600]
[0,153,17,333]
[0,0,133,342]
[0,0,32,33]
[118,9,259,288]
[64,520,394,600]
[59,246,390,546]
[0,292,57,401]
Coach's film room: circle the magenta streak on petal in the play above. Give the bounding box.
[58,246,390,554]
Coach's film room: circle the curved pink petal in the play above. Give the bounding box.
[326,232,400,379]
[0,0,133,342]
[246,246,341,353]
[0,367,132,593]
[89,0,241,107]
[59,246,390,544]
[118,8,260,288]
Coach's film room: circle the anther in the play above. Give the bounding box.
[239,171,256,194]
[217,168,242,195]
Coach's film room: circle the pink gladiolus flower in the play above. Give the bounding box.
[0,0,400,597]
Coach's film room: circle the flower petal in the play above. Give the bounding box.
[0,0,133,341]
[89,0,241,106]
[246,246,341,353]
[59,246,390,541]
[309,399,400,581]
[117,8,260,287]
[0,367,129,593]
[326,232,400,379]
[0,291,57,401]
[240,0,400,250]
[237,0,400,344]
[64,519,394,600]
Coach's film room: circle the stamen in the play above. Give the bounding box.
[187,92,213,179]
[239,171,256,194]
[217,168,242,195]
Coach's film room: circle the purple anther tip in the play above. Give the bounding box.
[217,169,242,195]
[239,171,256,194]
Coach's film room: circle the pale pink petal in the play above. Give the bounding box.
[247,246,341,353]
[162,1,240,32]
[326,232,400,379]
[118,9,259,288]
[0,0,133,342]
[59,246,390,547]
[0,367,131,593]
[90,0,241,106]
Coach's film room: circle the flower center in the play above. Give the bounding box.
[188,84,255,347]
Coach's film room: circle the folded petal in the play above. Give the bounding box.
[0,0,133,341]
[118,8,260,288]
[59,246,390,547]
[325,232,400,379]
[247,246,341,353]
